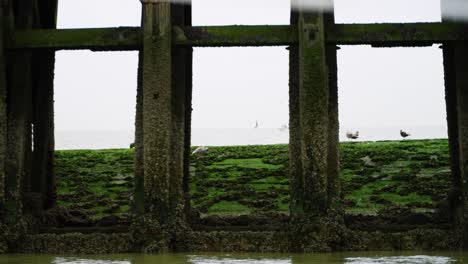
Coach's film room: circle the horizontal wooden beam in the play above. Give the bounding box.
[5,23,468,51]
[174,25,297,47]
[328,23,468,46]
[7,27,142,51]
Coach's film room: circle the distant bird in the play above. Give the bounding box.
[278,124,288,132]
[346,131,359,140]
[400,130,411,139]
[254,120,259,129]
[192,146,208,155]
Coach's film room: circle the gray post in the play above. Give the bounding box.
[0,1,7,211]
[171,3,193,220]
[441,0,468,229]
[289,9,304,216]
[31,0,58,211]
[290,3,330,218]
[5,0,34,221]
[141,0,185,224]
[134,20,145,216]
[325,8,341,210]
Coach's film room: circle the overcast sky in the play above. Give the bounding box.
[55,0,446,133]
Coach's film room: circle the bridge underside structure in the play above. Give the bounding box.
[1,0,468,252]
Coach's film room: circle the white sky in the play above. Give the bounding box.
[55,0,446,132]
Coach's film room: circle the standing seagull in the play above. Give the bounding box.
[346,131,359,140]
[400,130,411,139]
[192,146,208,155]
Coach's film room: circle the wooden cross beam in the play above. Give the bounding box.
[5,23,468,51]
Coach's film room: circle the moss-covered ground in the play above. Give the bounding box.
[54,139,451,222]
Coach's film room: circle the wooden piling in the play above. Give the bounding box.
[171,3,193,221]
[289,10,305,216]
[325,10,340,210]
[441,0,468,227]
[181,3,193,223]
[169,3,187,222]
[4,0,35,220]
[141,0,184,223]
[297,9,330,216]
[31,0,58,210]
[443,41,468,235]
[133,11,145,215]
[442,43,463,222]
[0,2,7,208]
[454,43,468,228]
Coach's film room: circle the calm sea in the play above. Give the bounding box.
[55,125,448,150]
[0,252,464,264]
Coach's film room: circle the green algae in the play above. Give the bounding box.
[55,149,134,223]
[208,158,283,170]
[208,201,252,214]
[54,139,451,221]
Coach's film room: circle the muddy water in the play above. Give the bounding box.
[0,252,466,264]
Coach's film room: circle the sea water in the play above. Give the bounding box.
[55,125,447,150]
[0,252,464,264]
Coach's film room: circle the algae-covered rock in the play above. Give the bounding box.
[54,140,451,220]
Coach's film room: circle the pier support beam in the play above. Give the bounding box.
[4,0,35,221]
[325,11,341,211]
[170,4,193,221]
[443,41,468,228]
[456,43,468,235]
[0,1,7,214]
[289,6,331,218]
[140,0,185,224]
[31,0,58,211]
[133,17,145,217]
[289,10,303,217]
[441,1,468,240]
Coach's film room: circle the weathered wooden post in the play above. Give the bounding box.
[140,0,186,224]
[31,0,58,211]
[4,0,35,221]
[441,0,468,234]
[324,3,340,210]
[289,8,303,217]
[170,3,193,221]
[134,13,145,216]
[0,0,7,215]
[289,1,331,218]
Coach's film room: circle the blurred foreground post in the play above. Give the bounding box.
[441,0,468,234]
[0,0,7,214]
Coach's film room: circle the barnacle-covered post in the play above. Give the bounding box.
[0,0,7,215]
[134,6,146,217]
[441,0,468,233]
[324,2,340,210]
[289,0,331,219]
[4,0,35,222]
[31,0,58,211]
[140,0,186,224]
[170,2,193,221]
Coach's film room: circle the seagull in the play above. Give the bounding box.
[346,131,359,140]
[400,130,411,139]
[192,146,208,155]
[254,120,259,129]
[278,124,288,132]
